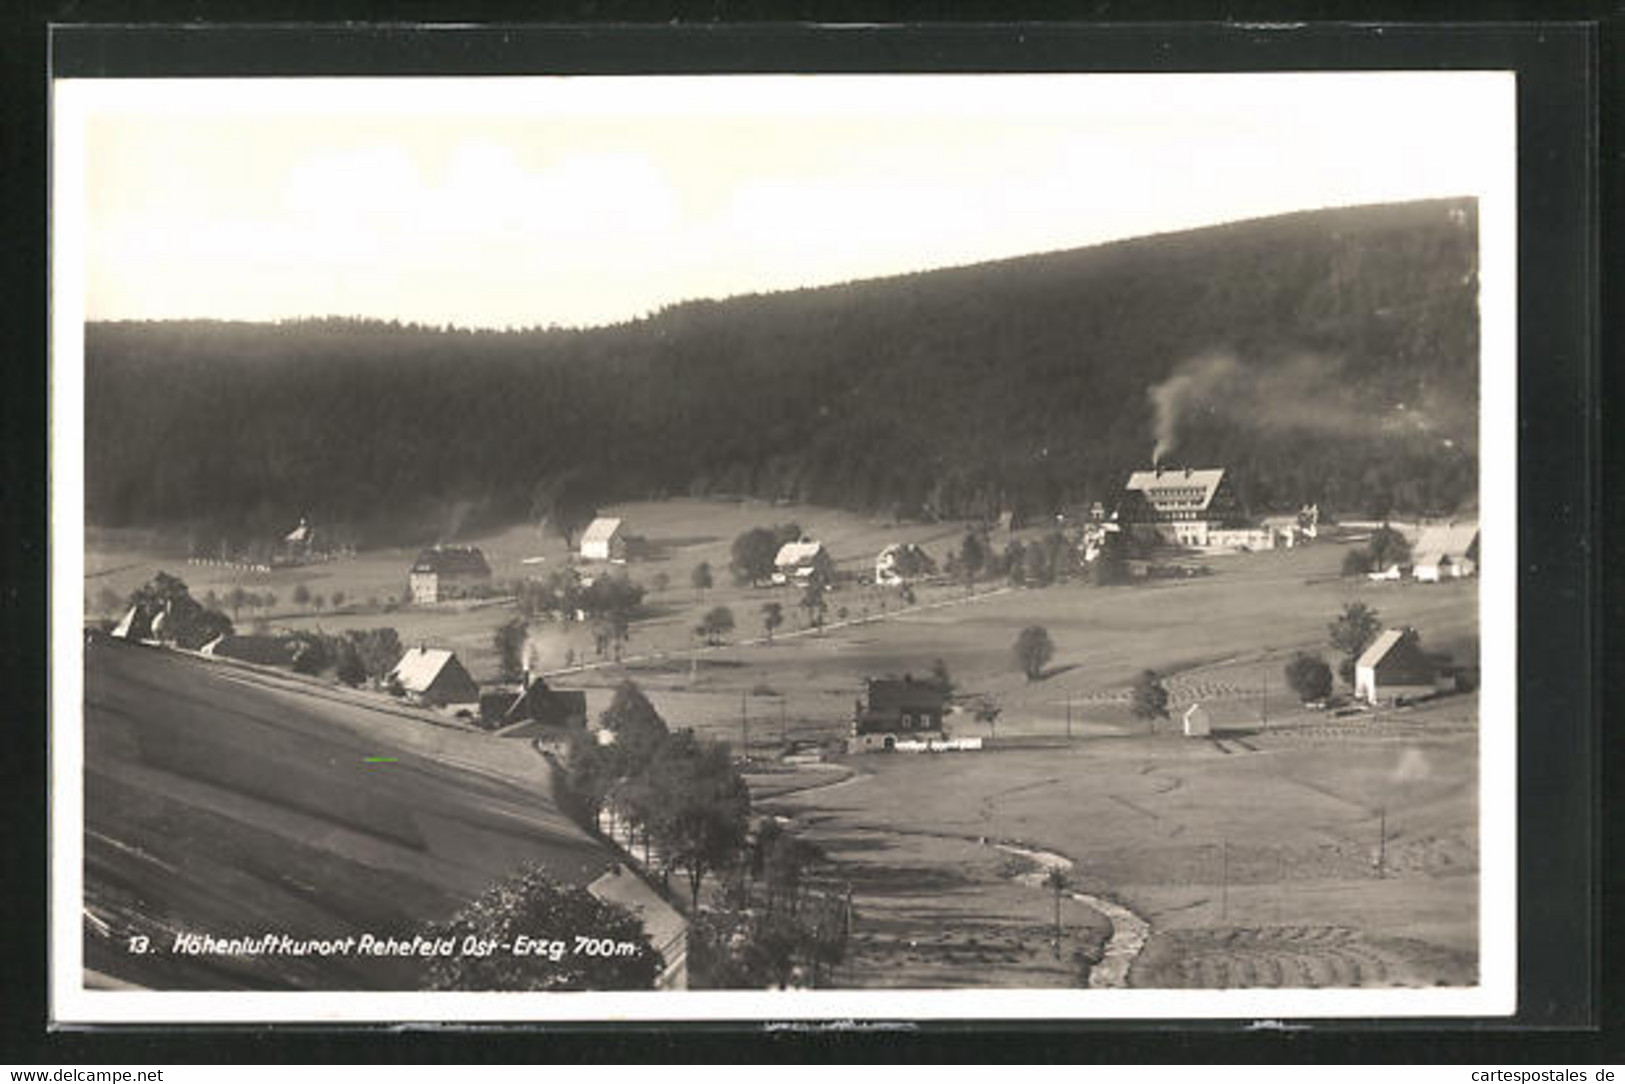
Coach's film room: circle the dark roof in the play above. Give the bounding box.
[507,679,588,726]
[865,676,950,713]
[411,546,491,577]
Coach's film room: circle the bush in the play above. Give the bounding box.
[1013,626,1054,681]
[1283,653,1334,703]
[1129,670,1170,727]
[423,864,661,991]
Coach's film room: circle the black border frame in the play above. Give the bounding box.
[4,12,1610,1063]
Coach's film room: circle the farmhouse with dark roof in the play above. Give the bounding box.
[408,545,492,604]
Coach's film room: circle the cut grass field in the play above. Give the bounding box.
[757,693,1477,989]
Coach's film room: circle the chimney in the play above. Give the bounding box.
[1185,467,1193,479]
[1155,465,1164,478]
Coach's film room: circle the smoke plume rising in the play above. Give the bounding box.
[1146,351,1470,465]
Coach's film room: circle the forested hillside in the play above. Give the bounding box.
[84,198,1479,545]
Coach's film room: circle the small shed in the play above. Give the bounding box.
[1354,628,1437,706]
[389,646,481,709]
[579,517,627,562]
[1182,703,1212,738]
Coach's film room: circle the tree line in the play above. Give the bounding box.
[86,199,1479,543]
[560,681,853,987]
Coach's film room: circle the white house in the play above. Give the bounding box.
[1182,703,1212,738]
[579,517,626,562]
[1412,521,1479,582]
[874,542,930,586]
[773,539,829,585]
[1354,628,1437,706]
[388,646,481,709]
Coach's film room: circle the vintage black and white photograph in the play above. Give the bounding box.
[50,71,1517,1021]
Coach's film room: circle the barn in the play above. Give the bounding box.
[1412,521,1479,582]
[579,517,627,562]
[1354,628,1437,706]
[389,646,481,709]
[408,546,491,604]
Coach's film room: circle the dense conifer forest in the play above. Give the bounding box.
[84,198,1479,546]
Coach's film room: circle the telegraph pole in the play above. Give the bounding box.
[1260,667,1269,729]
[781,698,789,745]
[740,691,750,763]
[1377,807,1387,878]
[1221,839,1230,922]
[1066,694,1073,741]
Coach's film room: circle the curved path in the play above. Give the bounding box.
[993,842,1152,989]
[755,761,1151,989]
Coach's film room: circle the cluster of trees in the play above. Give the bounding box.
[729,523,807,586]
[1341,525,1414,577]
[118,572,234,649]
[107,573,411,687]
[560,682,850,987]
[691,819,852,988]
[513,569,648,661]
[423,864,663,991]
[87,200,1479,539]
[564,682,750,910]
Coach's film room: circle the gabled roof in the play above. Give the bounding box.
[581,517,623,545]
[284,518,312,543]
[1413,522,1479,565]
[410,546,491,577]
[1356,628,1418,672]
[390,647,464,693]
[775,540,825,567]
[1124,467,1228,511]
[865,676,950,713]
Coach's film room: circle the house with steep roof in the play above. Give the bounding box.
[1412,521,1479,582]
[579,517,627,562]
[1117,466,1244,546]
[408,545,491,604]
[874,542,933,586]
[389,646,480,708]
[772,539,831,585]
[850,675,951,751]
[481,676,590,736]
[1354,628,1437,706]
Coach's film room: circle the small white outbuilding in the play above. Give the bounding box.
[1183,702,1212,738]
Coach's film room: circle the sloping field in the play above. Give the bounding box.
[82,639,611,990]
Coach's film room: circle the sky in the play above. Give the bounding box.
[60,73,1514,330]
